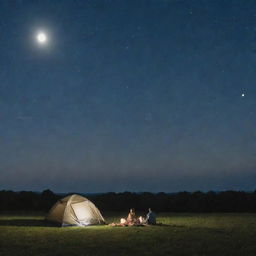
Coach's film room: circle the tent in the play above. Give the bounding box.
[46,194,105,226]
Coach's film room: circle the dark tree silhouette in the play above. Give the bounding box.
[1,189,256,212]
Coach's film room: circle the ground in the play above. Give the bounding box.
[1,212,256,256]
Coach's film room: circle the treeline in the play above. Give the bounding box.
[0,190,60,211]
[1,190,256,212]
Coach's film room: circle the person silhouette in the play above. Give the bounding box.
[127,208,137,224]
[146,208,156,225]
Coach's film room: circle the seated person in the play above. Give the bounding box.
[146,208,156,225]
[127,208,137,225]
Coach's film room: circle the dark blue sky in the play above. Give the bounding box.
[1,0,256,193]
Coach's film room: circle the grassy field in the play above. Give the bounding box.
[1,212,256,256]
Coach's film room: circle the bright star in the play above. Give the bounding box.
[241,93,245,97]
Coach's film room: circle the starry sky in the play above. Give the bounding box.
[0,0,256,193]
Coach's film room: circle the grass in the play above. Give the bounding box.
[1,212,256,256]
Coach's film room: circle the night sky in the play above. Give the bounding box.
[1,0,256,193]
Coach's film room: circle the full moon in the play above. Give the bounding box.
[36,32,47,44]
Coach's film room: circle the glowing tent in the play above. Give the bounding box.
[46,194,105,226]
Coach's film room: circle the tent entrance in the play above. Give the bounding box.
[71,202,94,225]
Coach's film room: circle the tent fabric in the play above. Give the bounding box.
[46,194,105,226]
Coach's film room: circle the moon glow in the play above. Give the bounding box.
[36,32,47,44]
